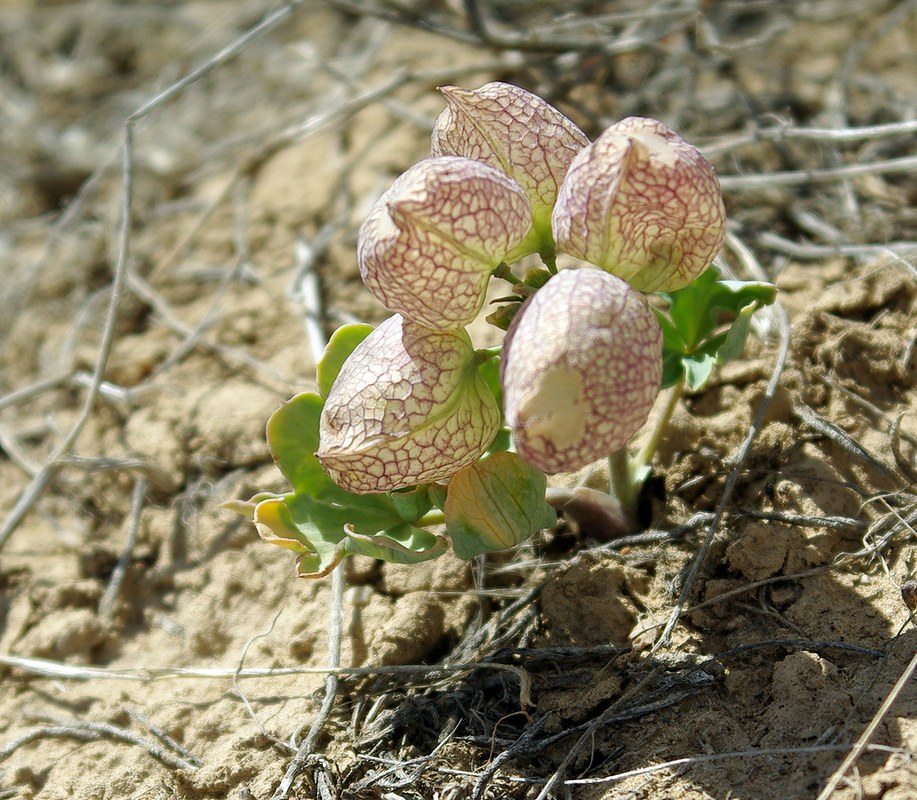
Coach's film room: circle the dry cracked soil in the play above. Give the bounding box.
[1,1,916,799]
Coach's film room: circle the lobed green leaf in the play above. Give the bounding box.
[250,490,445,578]
[266,392,333,496]
[716,300,760,364]
[683,352,716,390]
[660,265,777,351]
[657,265,777,389]
[318,324,374,399]
[345,522,448,565]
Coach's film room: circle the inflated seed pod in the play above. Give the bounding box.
[432,82,589,256]
[552,117,726,292]
[501,268,662,474]
[358,156,532,330]
[317,315,500,493]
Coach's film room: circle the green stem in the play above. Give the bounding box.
[476,345,503,362]
[541,250,558,274]
[492,262,515,283]
[604,377,686,530]
[636,377,685,471]
[607,448,638,523]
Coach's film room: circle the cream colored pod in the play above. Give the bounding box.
[552,117,726,292]
[501,268,663,474]
[358,156,532,331]
[317,315,500,493]
[431,81,589,258]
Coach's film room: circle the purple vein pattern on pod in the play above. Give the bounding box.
[318,314,500,493]
[432,81,588,255]
[501,268,663,474]
[553,116,726,292]
[358,156,532,330]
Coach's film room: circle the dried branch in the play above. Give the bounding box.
[98,476,148,620]
[271,567,345,799]
[0,127,133,552]
[816,650,917,800]
[3,714,200,772]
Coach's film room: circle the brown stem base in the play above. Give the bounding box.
[546,486,641,541]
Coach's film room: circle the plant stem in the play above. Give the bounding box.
[541,250,558,274]
[636,377,685,470]
[492,262,515,283]
[607,448,638,524]
[476,345,503,361]
[604,377,686,528]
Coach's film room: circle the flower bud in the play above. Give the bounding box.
[501,268,662,473]
[552,117,726,292]
[432,82,589,255]
[445,452,556,559]
[317,315,500,493]
[358,156,532,330]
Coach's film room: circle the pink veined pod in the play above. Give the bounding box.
[431,82,589,257]
[501,268,663,474]
[552,117,726,292]
[317,315,500,494]
[358,156,532,331]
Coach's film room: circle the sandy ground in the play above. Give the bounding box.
[1,1,916,798]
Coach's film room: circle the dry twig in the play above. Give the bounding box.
[1,714,200,772]
[98,476,148,620]
[816,650,917,800]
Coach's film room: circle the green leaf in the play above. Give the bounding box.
[345,522,448,565]
[445,451,556,559]
[253,496,346,577]
[522,267,552,289]
[428,483,448,509]
[221,492,281,520]
[660,265,776,352]
[486,427,513,454]
[717,279,778,305]
[285,491,404,543]
[715,300,758,364]
[389,485,433,522]
[476,352,512,454]
[661,266,721,350]
[485,303,521,331]
[317,323,374,399]
[654,306,687,354]
[683,352,716,390]
[254,491,446,576]
[660,351,686,390]
[476,350,504,416]
[266,392,332,496]
[656,265,776,389]
[658,309,688,389]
